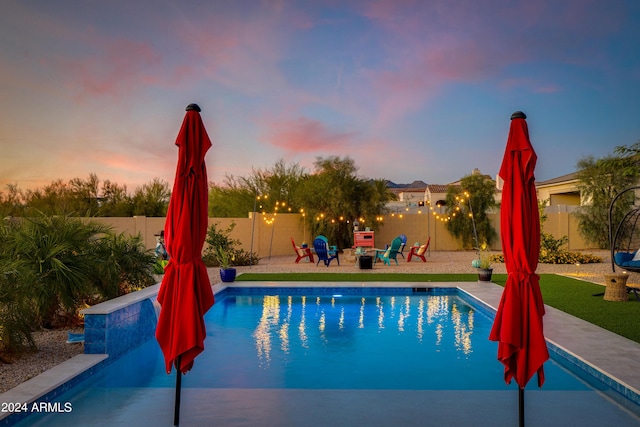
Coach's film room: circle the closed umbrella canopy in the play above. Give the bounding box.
[156,103,215,375]
[490,111,549,388]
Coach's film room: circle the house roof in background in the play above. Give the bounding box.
[536,171,579,187]
[427,184,454,193]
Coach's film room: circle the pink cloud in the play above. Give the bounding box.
[264,117,356,153]
[534,85,561,94]
[354,39,501,128]
[174,10,293,94]
[62,38,163,102]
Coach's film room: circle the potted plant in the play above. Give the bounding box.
[472,242,493,282]
[216,246,236,282]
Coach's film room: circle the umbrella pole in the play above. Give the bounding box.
[519,387,524,427]
[174,355,182,426]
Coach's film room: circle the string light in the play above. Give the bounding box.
[430,190,476,223]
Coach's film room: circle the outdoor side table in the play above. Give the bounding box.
[603,273,629,302]
[359,255,373,269]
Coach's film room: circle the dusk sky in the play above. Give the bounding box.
[2,1,639,192]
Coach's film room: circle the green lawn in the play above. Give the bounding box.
[236,273,640,344]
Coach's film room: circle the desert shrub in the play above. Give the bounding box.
[538,251,601,265]
[91,232,156,300]
[490,251,601,265]
[228,248,257,266]
[202,221,260,267]
[540,232,569,256]
[0,267,38,357]
[538,229,601,264]
[0,213,157,346]
[152,259,169,274]
[4,214,109,328]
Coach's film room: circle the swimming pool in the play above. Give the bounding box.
[10,287,640,426]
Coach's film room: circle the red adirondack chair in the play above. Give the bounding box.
[407,237,431,262]
[291,238,314,263]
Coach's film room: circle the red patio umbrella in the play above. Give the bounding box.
[489,111,549,427]
[156,103,215,425]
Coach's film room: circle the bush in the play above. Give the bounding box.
[490,251,602,265]
[152,259,169,274]
[6,215,109,328]
[0,267,38,358]
[538,251,602,265]
[540,232,568,255]
[228,248,257,266]
[0,214,158,355]
[92,232,156,300]
[202,221,260,267]
[538,229,601,264]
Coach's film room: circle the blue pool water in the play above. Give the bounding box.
[12,288,640,426]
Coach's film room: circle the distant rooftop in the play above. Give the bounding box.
[536,171,579,187]
[426,184,454,193]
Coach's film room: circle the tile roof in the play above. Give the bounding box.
[427,184,457,193]
[536,171,579,186]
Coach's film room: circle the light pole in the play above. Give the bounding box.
[426,201,431,256]
[249,193,258,269]
[249,194,267,269]
[300,208,306,245]
[465,191,480,256]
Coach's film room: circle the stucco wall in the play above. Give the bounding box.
[87,206,595,259]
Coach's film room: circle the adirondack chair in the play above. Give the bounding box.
[291,237,314,264]
[316,235,338,256]
[313,237,340,267]
[374,236,402,265]
[386,233,407,258]
[407,237,431,262]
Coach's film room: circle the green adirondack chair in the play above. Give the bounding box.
[374,236,402,265]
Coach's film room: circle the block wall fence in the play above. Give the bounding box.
[86,207,594,259]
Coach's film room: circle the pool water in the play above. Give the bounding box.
[14,289,640,426]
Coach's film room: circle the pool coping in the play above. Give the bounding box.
[81,283,160,315]
[2,280,640,424]
[0,355,108,423]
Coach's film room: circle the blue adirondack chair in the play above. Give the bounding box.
[313,237,340,267]
[316,235,338,256]
[375,236,403,265]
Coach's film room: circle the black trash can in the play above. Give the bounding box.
[359,255,373,269]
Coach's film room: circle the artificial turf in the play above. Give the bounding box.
[236,272,640,344]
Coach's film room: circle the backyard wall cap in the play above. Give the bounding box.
[511,111,526,120]
[186,103,201,112]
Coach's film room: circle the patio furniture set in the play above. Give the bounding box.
[291,233,431,268]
